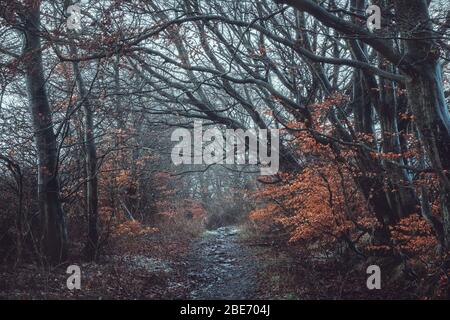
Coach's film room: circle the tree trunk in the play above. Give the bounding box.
[72,56,99,260]
[394,0,450,247]
[23,3,68,263]
[406,65,450,247]
[378,58,419,220]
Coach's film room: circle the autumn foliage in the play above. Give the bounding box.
[249,96,450,298]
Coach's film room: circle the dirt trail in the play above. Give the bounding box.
[187,226,259,300]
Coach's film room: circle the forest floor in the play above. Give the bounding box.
[0,223,413,299]
[184,225,413,300]
[187,226,259,299]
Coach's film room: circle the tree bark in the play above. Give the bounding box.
[393,0,450,247]
[71,55,99,260]
[23,2,68,263]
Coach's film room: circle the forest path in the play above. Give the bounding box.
[187,226,259,299]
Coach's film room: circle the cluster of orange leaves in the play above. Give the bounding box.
[157,198,206,221]
[250,159,374,248]
[390,215,437,257]
[113,220,159,237]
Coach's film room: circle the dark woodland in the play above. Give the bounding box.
[0,0,450,300]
